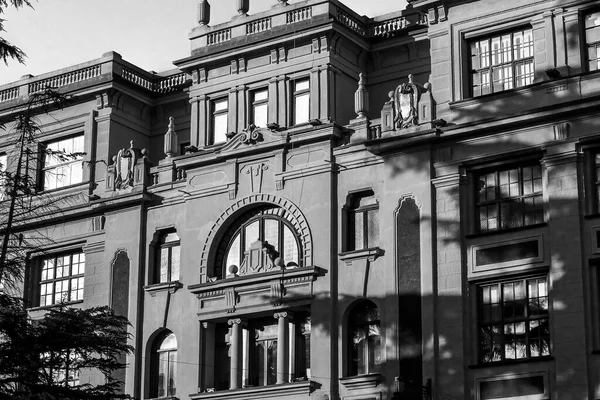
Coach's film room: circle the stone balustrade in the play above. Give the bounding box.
[28,65,101,94]
[246,17,272,35]
[286,6,312,23]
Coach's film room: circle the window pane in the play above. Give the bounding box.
[213,113,228,144]
[245,220,260,248]
[283,225,299,266]
[158,351,168,398]
[366,209,379,248]
[354,211,364,250]
[254,90,268,102]
[226,234,241,269]
[264,219,279,252]
[171,245,180,281]
[294,93,310,125]
[253,103,268,128]
[160,247,169,283]
[295,80,310,91]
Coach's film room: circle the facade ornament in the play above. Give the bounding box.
[240,124,263,145]
[107,140,150,191]
[163,116,179,158]
[197,0,211,26]
[277,0,288,5]
[237,0,249,15]
[393,74,421,129]
[238,240,280,276]
[354,73,369,118]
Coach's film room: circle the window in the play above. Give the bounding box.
[156,232,180,284]
[586,11,600,71]
[347,191,379,251]
[152,332,177,398]
[469,28,534,96]
[252,321,278,386]
[43,135,84,190]
[478,277,550,363]
[251,89,268,128]
[42,351,81,387]
[211,98,228,144]
[476,164,543,232]
[293,79,310,125]
[348,301,382,376]
[38,251,85,307]
[220,206,301,277]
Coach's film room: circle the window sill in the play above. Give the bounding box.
[190,380,315,400]
[339,373,382,390]
[339,247,384,265]
[468,355,553,369]
[28,300,84,312]
[144,281,183,297]
[465,223,547,239]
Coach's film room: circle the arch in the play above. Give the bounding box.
[200,194,313,281]
[146,329,178,398]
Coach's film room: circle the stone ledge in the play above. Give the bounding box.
[338,247,384,265]
[339,373,382,390]
[190,380,315,400]
[143,281,183,296]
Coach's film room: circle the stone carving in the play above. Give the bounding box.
[354,73,369,118]
[244,162,268,192]
[239,240,280,276]
[163,116,178,158]
[381,74,433,132]
[105,140,151,192]
[240,124,263,145]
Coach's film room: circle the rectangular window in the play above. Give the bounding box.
[586,11,600,72]
[39,251,85,307]
[211,98,229,145]
[469,28,534,96]
[293,79,310,125]
[42,351,81,387]
[251,89,268,128]
[157,232,180,283]
[476,164,543,232]
[348,191,379,251]
[43,135,84,190]
[479,277,550,363]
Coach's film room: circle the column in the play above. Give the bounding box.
[274,311,293,384]
[228,318,245,390]
[268,77,278,127]
[277,76,287,127]
[228,88,237,136]
[197,95,207,148]
[236,85,246,132]
[288,318,297,382]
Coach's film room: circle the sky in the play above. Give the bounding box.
[0,0,406,85]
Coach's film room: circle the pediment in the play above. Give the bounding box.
[217,124,287,154]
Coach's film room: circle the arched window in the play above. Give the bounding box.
[348,301,381,376]
[152,332,177,398]
[218,206,301,278]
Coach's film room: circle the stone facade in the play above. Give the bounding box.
[1,0,600,399]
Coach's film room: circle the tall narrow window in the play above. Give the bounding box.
[153,332,177,398]
[586,11,600,71]
[469,28,534,96]
[348,301,382,376]
[251,89,268,128]
[211,98,229,145]
[156,232,180,284]
[252,322,278,387]
[348,191,379,251]
[476,164,543,232]
[38,251,85,307]
[43,135,84,190]
[293,79,310,125]
[479,277,550,363]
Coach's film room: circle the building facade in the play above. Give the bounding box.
[1,0,599,399]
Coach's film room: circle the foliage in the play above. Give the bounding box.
[0,295,133,400]
[0,0,33,65]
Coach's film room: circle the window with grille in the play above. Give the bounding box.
[479,277,550,363]
[156,232,180,284]
[586,11,600,72]
[39,251,85,307]
[211,98,228,145]
[476,164,543,232]
[347,191,379,251]
[43,135,84,190]
[251,89,268,128]
[469,28,534,97]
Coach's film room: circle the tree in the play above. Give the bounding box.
[0,0,33,65]
[0,296,133,400]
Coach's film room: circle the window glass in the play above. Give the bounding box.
[155,333,177,397]
[470,28,534,97]
[252,89,268,128]
[349,301,381,376]
[43,135,84,190]
[348,192,379,251]
[38,251,85,307]
[212,99,228,144]
[156,232,180,284]
[293,80,310,125]
[586,11,600,71]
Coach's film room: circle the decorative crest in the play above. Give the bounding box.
[393,74,422,129]
[106,140,149,192]
[239,124,263,145]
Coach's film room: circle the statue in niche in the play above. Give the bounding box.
[393,74,420,129]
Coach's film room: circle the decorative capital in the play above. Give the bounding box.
[228,318,247,326]
[274,311,294,320]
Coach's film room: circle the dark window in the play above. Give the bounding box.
[293,79,310,125]
[479,277,550,363]
[221,207,301,277]
[586,11,600,72]
[469,28,534,97]
[156,232,180,284]
[42,351,81,387]
[251,89,268,128]
[252,321,278,386]
[43,135,84,190]
[475,240,539,266]
[211,98,228,144]
[152,332,177,398]
[348,301,382,376]
[480,375,545,400]
[39,251,85,307]
[476,164,543,232]
[348,191,379,251]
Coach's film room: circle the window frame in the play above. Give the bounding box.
[151,331,178,398]
[37,251,85,307]
[210,97,229,145]
[292,78,310,126]
[468,27,534,97]
[347,300,382,376]
[474,162,544,233]
[346,190,379,252]
[41,134,85,191]
[250,88,269,128]
[585,10,600,72]
[477,275,550,364]
[156,232,181,284]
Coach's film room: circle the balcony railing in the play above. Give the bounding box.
[247,17,272,35]
[28,65,101,94]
